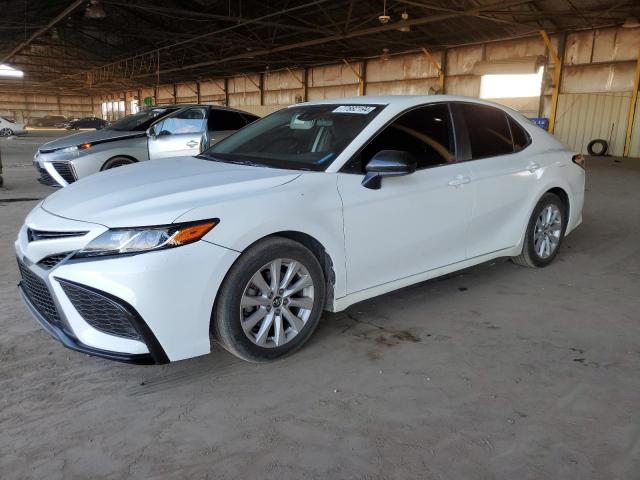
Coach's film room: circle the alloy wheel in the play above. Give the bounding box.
[533,205,562,259]
[0,128,13,137]
[240,258,315,348]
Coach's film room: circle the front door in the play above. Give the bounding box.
[338,103,473,294]
[148,107,208,159]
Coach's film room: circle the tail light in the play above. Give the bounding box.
[572,154,585,169]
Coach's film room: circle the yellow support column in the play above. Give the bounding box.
[623,48,640,157]
[342,59,365,96]
[540,30,562,134]
[421,48,445,94]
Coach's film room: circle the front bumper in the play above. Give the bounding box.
[19,283,161,364]
[16,207,240,363]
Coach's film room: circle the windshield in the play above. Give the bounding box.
[108,107,177,132]
[200,104,384,171]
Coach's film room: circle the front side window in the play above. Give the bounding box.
[201,104,384,171]
[459,104,514,159]
[157,107,207,135]
[345,103,455,173]
[108,107,177,132]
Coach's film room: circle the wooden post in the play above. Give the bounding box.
[303,67,309,102]
[196,81,201,104]
[224,77,229,106]
[623,47,640,157]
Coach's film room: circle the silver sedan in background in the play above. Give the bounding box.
[34,105,259,187]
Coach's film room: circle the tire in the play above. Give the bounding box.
[101,156,135,170]
[512,192,567,268]
[213,237,326,362]
[0,128,14,137]
[587,139,608,156]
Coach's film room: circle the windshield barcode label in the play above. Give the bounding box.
[332,106,376,114]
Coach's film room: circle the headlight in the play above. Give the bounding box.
[60,146,78,153]
[74,219,219,258]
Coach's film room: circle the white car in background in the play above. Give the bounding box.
[0,116,26,136]
[15,96,585,365]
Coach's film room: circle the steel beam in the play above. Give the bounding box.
[1,0,86,64]
[623,47,640,157]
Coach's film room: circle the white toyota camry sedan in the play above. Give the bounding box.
[15,96,585,364]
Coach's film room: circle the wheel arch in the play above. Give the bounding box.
[100,154,138,171]
[211,230,337,332]
[546,186,570,220]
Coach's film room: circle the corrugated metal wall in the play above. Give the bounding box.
[555,92,631,155]
[0,93,93,123]
[87,25,639,157]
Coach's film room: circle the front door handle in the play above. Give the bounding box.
[186,140,199,148]
[526,162,541,173]
[448,175,471,187]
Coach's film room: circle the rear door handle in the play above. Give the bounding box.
[448,175,471,187]
[526,162,541,173]
[186,140,199,148]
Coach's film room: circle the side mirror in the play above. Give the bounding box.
[146,126,156,139]
[362,150,417,190]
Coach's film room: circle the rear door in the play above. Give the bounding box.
[204,109,250,148]
[453,103,538,257]
[148,107,208,159]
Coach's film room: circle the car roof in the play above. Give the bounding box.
[153,103,256,115]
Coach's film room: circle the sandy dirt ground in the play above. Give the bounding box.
[1,133,639,479]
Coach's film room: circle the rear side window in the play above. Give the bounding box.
[208,110,247,131]
[459,104,513,159]
[508,116,530,152]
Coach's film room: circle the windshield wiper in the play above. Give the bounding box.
[196,154,265,168]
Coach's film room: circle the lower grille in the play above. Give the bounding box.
[59,281,141,340]
[51,162,77,184]
[17,259,62,328]
[36,165,58,186]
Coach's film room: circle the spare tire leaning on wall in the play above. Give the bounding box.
[587,139,608,156]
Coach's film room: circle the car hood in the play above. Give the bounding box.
[39,128,142,151]
[41,156,301,227]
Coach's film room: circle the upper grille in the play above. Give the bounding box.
[59,281,141,340]
[28,229,88,242]
[18,258,63,328]
[51,162,76,184]
[37,252,70,269]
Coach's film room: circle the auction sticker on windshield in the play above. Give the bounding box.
[332,105,376,114]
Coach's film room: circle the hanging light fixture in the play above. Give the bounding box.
[378,0,391,24]
[85,0,106,19]
[622,17,640,28]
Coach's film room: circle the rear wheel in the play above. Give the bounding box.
[512,192,566,268]
[101,156,135,170]
[0,128,14,137]
[213,237,325,362]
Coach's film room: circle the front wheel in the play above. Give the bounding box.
[512,192,567,268]
[101,156,135,170]
[213,237,326,362]
[0,128,14,137]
